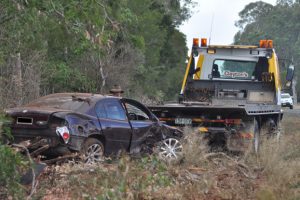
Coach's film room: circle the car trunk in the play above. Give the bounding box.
[6,106,68,146]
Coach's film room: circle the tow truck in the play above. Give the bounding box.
[149,38,294,152]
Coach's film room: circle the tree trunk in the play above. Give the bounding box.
[12,52,23,106]
[292,75,297,104]
[99,65,106,94]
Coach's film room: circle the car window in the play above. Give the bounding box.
[105,102,127,120]
[95,101,107,118]
[96,100,127,121]
[124,103,150,121]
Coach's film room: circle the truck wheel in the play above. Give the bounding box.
[156,138,183,161]
[253,118,260,154]
[254,117,282,154]
[82,138,104,164]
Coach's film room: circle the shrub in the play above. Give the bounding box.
[0,112,26,199]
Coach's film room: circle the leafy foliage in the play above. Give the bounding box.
[0,0,195,108]
[0,112,26,199]
[0,145,26,199]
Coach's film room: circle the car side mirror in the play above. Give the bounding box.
[285,65,295,88]
[286,65,295,81]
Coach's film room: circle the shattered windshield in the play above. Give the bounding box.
[213,59,257,80]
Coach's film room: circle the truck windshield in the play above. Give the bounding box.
[281,94,290,98]
[213,59,257,80]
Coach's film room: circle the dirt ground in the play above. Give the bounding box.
[29,111,300,200]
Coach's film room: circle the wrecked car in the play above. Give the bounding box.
[5,93,183,163]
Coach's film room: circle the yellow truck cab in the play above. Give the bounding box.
[150,39,294,152]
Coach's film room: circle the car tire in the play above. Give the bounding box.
[156,137,183,162]
[82,138,104,164]
[290,105,293,109]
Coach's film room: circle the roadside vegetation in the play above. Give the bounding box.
[0,112,28,199]
[0,111,299,199]
[0,0,195,109]
[28,114,299,200]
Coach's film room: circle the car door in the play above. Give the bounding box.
[122,99,159,152]
[95,98,132,154]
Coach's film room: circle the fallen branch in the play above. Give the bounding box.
[30,144,49,157]
[238,167,255,179]
[43,153,79,165]
[204,152,256,179]
[28,138,48,149]
[204,152,236,161]
[188,167,207,172]
[12,143,37,200]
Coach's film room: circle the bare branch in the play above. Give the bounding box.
[96,1,114,25]
[12,144,38,199]
[50,0,65,18]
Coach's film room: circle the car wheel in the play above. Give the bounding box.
[82,138,104,164]
[290,105,293,109]
[156,138,183,161]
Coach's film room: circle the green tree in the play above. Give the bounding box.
[0,0,195,108]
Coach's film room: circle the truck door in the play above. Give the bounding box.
[95,98,132,154]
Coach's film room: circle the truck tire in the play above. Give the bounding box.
[81,138,104,164]
[254,117,281,154]
[253,118,260,154]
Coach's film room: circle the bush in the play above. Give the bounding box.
[0,112,26,199]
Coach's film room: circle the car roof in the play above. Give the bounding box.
[26,93,121,108]
[38,92,103,99]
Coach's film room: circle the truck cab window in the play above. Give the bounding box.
[253,57,269,81]
[214,59,257,80]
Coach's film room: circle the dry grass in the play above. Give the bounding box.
[32,114,300,200]
[251,114,300,200]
